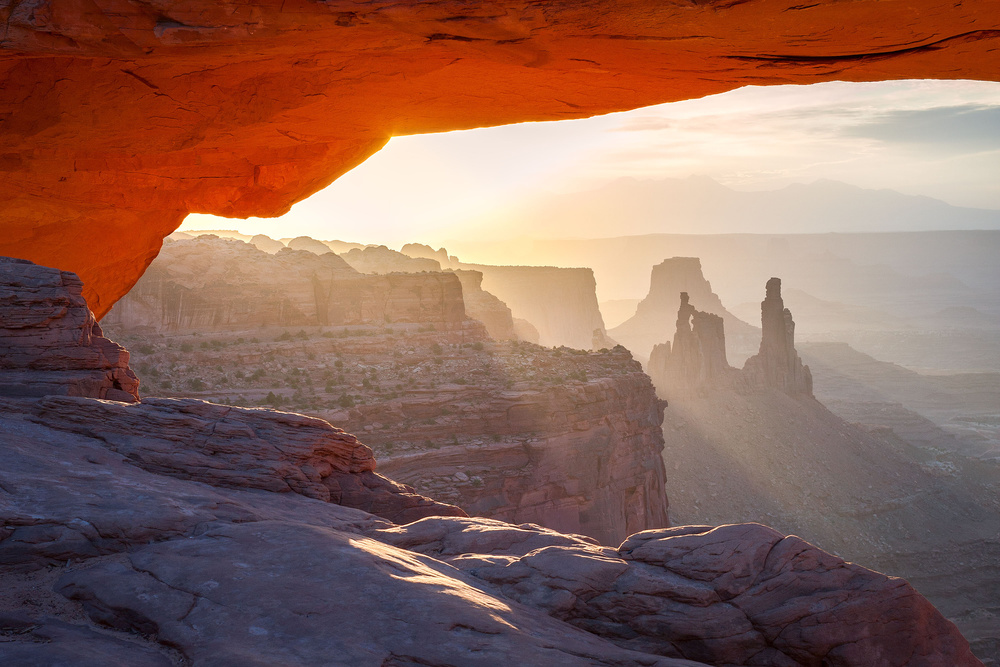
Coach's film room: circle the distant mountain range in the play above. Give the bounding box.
[489,176,1000,237]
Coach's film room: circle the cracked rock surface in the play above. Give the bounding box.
[0,395,982,666]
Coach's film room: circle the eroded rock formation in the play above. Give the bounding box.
[342,245,443,274]
[0,400,981,666]
[373,352,670,546]
[3,1,999,315]
[104,236,468,331]
[742,277,813,395]
[647,278,811,400]
[23,395,465,525]
[0,253,984,665]
[452,269,518,340]
[648,292,736,399]
[465,264,612,350]
[611,257,759,365]
[0,258,138,402]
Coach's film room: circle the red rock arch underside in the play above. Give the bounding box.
[2,0,999,317]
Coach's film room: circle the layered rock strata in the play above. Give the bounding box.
[611,257,760,365]
[0,258,139,402]
[0,401,981,665]
[373,358,670,546]
[21,395,464,525]
[103,236,468,331]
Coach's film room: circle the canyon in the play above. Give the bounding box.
[636,265,998,663]
[102,237,1000,661]
[102,235,669,546]
[3,2,999,663]
[0,255,985,666]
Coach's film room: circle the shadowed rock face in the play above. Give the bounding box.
[466,264,611,350]
[647,278,811,400]
[0,258,139,402]
[451,269,518,341]
[611,257,760,366]
[743,278,813,396]
[6,1,997,315]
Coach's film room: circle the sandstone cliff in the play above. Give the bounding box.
[368,347,670,546]
[451,269,518,341]
[0,258,138,402]
[611,257,760,365]
[0,263,983,665]
[646,279,996,662]
[104,236,468,331]
[464,264,613,350]
[342,245,443,274]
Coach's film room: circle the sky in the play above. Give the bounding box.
[182,79,1000,246]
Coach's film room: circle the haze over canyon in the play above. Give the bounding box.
[2,1,1000,666]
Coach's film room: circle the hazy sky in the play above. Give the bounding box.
[182,79,1000,246]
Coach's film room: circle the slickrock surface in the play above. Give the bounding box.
[374,517,982,666]
[3,1,1000,315]
[0,258,139,402]
[0,397,981,666]
[103,236,468,331]
[23,395,463,525]
[611,257,760,365]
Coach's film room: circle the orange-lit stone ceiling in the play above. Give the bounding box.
[2,0,999,316]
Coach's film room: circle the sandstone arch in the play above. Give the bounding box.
[2,0,998,316]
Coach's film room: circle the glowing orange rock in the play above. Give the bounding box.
[1,0,998,316]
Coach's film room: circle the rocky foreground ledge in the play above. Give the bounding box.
[0,259,983,666]
[0,395,983,666]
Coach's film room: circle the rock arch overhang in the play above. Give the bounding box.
[1,0,998,317]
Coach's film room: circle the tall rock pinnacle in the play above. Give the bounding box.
[743,277,813,395]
